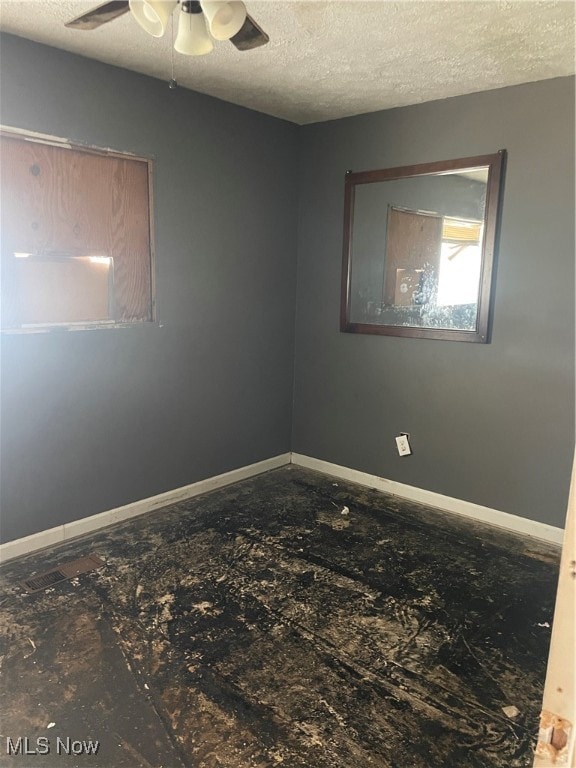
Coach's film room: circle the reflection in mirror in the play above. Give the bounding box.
[341,152,505,342]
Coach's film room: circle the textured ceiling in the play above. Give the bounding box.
[0,0,574,124]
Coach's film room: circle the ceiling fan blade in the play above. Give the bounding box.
[65,0,130,30]
[230,14,269,51]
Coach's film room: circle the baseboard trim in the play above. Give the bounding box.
[2,451,563,562]
[0,453,291,563]
[290,453,564,546]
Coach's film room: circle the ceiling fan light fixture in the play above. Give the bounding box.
[174,4,214,55]
[200,1,246,41]
[64,0,269,55]
[129,0,177,37]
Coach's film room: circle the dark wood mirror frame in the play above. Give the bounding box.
[340,151,506,342]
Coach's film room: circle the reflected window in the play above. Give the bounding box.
[437,217,483,307]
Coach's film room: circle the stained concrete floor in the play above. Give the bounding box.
[0,466,561,768]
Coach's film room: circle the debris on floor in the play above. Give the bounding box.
[0,467,560,768]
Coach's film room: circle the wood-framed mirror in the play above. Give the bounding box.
[340,151,506,342]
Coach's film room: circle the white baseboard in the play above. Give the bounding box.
[1,450,563,563]
[290,453,564,546]
[0,453,291,563]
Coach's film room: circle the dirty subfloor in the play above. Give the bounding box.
[0,466,560,768]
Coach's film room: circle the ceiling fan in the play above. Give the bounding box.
[65,0,270,53]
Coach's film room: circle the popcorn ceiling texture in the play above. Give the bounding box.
[0,0,574,123]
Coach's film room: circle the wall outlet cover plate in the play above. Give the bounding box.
[396,434,412,456]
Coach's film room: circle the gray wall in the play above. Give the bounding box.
[0,34,299,542]
[293,77,575,529]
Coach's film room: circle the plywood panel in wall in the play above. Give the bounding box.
[0,134,152,327]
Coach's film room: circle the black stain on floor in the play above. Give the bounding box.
[0,466,560,767]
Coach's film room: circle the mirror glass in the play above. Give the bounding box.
[341,153,505,342]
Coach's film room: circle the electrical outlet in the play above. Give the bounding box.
[395,434,412,456]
